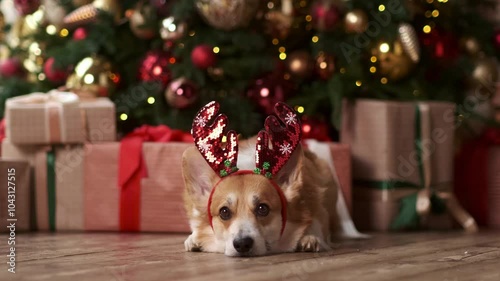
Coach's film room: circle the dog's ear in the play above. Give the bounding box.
[273,144,303,188]
[182,146,220,201]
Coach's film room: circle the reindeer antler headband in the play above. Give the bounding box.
[191,101,302,236]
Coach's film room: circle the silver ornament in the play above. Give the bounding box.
[195,0,259,31]
[398,23,420,63]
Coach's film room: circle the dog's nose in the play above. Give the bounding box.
[233,237,254,253]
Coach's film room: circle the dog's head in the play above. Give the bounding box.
[183,101,302,256]
[183,146,302,256]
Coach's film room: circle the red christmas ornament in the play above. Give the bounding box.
[301,117,330,141]
[14,0,40,16]
[73,27,88,41]
[191,44,217,69]
[420,28,459,64]
[44,57,69,83]
[311,0,341,31]
[138,50,173,88]
[0,58,24,78]
[165,77,198,109]
[494,29,500,50]
[247,76,289,115]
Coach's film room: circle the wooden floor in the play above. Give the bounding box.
[1,230,500,281]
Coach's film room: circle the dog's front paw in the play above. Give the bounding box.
[184,234,202,252]
[296,235,322,252]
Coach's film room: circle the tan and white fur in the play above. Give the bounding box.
[182,137,339,256]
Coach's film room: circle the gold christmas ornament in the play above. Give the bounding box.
[344,9,368,34]
[129,2,156,39]
[398,23,420,63]
[64,0,121,26]
[195,0,259,31]
[469,57,499,98]
[371,39,415,81]
[460,36,481,57]
[65,55,120,98]
[160,17,186,41]
[286,50,314,78]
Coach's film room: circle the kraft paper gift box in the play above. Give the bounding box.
[84,142,193,233]
[5,92,116,145]
[341,99,477,232]
[0,160,32,232]
[2,141,85,231]
[34,145,86,231]
[79,97,116,142]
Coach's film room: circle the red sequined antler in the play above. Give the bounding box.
[255,102,302,178]
[192,101,239,177]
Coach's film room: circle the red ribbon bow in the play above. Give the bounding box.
[118,125,192,231]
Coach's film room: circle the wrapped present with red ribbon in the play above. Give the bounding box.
[4,91,116,145]
[84,125,193,232]
[455,128,500,228]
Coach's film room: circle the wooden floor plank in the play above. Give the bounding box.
[1,231,499,281]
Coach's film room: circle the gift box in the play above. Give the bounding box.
[82,125,193,232]
[2,141,85,231]
[34,145,86,231]
[455,128,500,228]
[5,92,116,145]
[2,139,45,166]
[341,99,477,232]
[84,141,193,232]
[0,160,33,232]
[79,97,116,142]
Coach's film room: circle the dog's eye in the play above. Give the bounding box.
[219,207,231,220]
[256,204,270,217]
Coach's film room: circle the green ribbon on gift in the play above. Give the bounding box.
[390,104,446,230]
[47,150,56,232]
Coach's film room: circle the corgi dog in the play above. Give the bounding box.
[182,101,338,256]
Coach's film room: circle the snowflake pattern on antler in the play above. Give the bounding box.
[279,142,293,155]
[255,102,302,178]
[284,112,297,125]
[191,101,239,177]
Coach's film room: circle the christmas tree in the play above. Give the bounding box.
[0,0,499,139]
